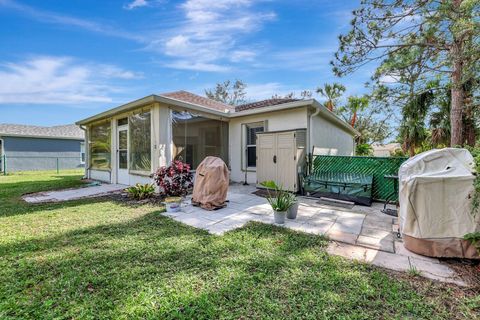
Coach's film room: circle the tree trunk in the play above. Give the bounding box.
[450,45,464,146]
[450,0,464,147]
[351,111,357,127]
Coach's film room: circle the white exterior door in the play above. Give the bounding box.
[117,126,129,185]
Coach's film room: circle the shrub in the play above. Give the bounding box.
[260,180,296,212]
[152,160,193,197]
[356,143,373,156]
[125,183,155,200]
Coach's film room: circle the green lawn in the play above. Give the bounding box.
[0,171,478,319]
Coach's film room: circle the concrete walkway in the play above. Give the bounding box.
[23,184,126,203]
[164,184,466,286]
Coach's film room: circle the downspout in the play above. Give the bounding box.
[308,105,321,154]
[79,125,88,179]
[308,105,321,177]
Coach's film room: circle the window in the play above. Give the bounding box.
[129,111,151,171]
[80,142,85,164]
[245,123,264,168]
[89,122,111,169]
[172,111,228,170]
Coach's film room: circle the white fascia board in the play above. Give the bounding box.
[76,95,157,125]
[76,95,231,125]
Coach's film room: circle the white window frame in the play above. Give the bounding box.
[80,141,85,164]
[243,121,265,170]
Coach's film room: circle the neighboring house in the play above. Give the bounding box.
[0,124,85,172]
[76,91,358,191]
[371,143,403,157]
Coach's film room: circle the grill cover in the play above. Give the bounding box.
[192,156,229,210]
[398,148,480,258]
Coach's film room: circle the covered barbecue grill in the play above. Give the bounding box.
[398,148,480,259]
[192,156,229,210]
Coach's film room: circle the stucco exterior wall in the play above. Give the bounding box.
[1,136,84,172]
[228,107,309,184]
[309,113,355,156]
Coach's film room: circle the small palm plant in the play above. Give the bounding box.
[260,180,296,224]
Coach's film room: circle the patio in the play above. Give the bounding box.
[165,183,465,286]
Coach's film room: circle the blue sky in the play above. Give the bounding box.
[0,0,372,126]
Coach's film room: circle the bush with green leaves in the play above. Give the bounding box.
[355,143,373,156]
[260,180,296,212]
[125,183,155,200]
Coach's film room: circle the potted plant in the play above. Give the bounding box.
[152,160,193,212]
[260,181,296,224]
[287,193,299,219]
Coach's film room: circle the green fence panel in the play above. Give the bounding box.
[311,155,408,201]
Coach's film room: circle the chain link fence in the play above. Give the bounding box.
[0,155,85,175]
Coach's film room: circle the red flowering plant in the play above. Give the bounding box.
[152,160,193,197]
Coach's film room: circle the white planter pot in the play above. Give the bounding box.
[165,201,181,213]
[274,210,287,224]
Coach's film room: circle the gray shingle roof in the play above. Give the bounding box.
[235,98,300,112]
[160,90,235,112]
[0,124,84,139]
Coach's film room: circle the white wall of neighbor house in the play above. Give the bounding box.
[229,107,309,184]
[309,112,355,156]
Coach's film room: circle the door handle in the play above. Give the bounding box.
[273,155,277,163]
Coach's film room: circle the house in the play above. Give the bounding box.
[76,91,358,191]
[0,124,85,172]
[371,142,403,157]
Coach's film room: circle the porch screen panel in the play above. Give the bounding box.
[129,111,151,171]
[89,122,111,169]
[172,111,228,169]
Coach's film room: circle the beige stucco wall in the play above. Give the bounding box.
[309,112,355,156]
[229,107,309,184]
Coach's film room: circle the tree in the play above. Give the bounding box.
[332,0,480,146]
[205,79,247,106]
[316,83,346,111]
[400,90,434,156]
[341,96,369,127]
[271,90,313,99]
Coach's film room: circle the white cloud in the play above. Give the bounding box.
[0,0,144,41]
[156,0,275,72]
[166,61,230,72]
[0,57,140,104]
[124,0,149,10]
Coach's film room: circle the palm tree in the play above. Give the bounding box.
[316,83,346,111]
[345,96,369,127]
[400,90,433,156]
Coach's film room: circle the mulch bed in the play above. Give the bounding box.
[107,192,166,206]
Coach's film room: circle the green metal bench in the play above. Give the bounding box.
[302,171,374,206]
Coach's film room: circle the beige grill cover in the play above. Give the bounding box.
[398,148,480,258]
[192,156,229,210]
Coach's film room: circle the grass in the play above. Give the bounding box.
[0,171,478,319]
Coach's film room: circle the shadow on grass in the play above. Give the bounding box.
[1,211,466,319]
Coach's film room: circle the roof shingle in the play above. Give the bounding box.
[234,98,300,112]
[160,90,235,113]
[0,124,84,139]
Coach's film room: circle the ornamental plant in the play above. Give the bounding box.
[152,160,193,197]
[260,180,296,212]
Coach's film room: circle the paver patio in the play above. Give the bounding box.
[166,183,466,286]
